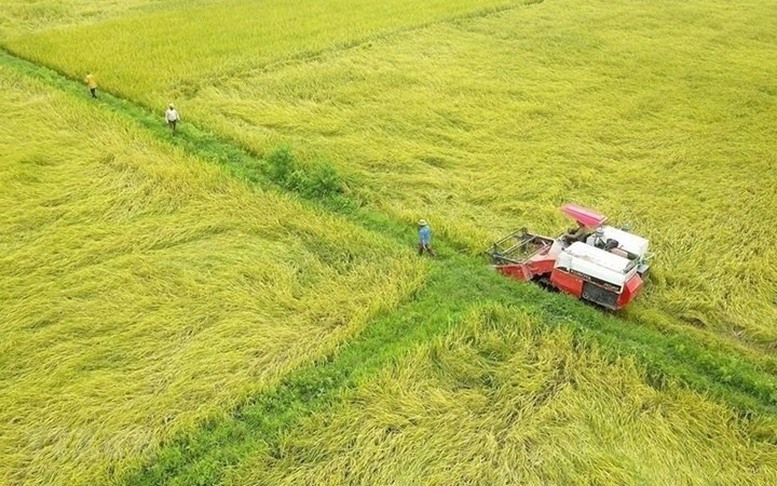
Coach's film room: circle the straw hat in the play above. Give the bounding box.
[418,219,428,226]
[169,103,175,109]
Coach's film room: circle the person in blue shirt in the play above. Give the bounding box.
[417,219,436,256]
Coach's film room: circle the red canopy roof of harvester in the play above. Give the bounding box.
[561,204,607,227]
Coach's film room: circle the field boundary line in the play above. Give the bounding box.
[195,0,545,89]
[0,2,544,115]
[215,0,545,88]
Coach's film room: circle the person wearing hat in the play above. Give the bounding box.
[564,221,590,244]
[417,219,436,256]
[165,103,180,134]
[85,72,98,98]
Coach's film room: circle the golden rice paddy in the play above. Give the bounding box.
[0,64,421,484]
[180,0,777,346]
[8,0,774,345]
[229,304,777,485]
[1,0,775,484]
[3,0,527,106]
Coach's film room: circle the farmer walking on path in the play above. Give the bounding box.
[165,104,180,134]
[417,219,436,256]
[85,72,97,98]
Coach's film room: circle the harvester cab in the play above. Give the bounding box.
[487,204,651,310]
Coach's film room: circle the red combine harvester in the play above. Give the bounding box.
[487,204,651,310]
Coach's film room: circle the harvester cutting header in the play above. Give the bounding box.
[487,204,651,310]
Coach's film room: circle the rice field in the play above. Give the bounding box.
[227,304,777,485]
[0,64,422,484]
[3,0,530,107]
[8,0,775,346]
[1,0,776,484]
[0,0,174,37]
[182,0,777,347]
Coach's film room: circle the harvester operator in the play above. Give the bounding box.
[564,221,589,243]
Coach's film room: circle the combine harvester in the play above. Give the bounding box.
[487,204,651,310]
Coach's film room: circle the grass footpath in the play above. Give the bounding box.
[1,47,775,483]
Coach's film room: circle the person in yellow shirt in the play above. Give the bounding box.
[85,72,97,98]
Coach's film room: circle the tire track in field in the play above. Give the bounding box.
[1,45,776,485]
